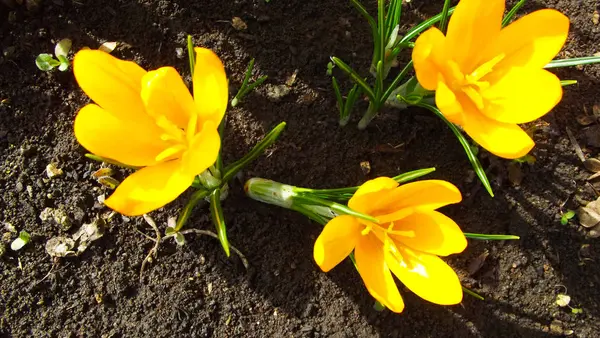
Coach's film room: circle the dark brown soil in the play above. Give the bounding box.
[2,0,600,337]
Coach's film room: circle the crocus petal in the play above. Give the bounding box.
[180,121,221,176]
[104,159,194,216]
[314,215,362,272]
[355,235,405,313]
[435,78,464,125]
[349,177,398,214]
[445,0,504,72]
[483,9,569,76]
[73,50,152,124]
[193,48,228,127]
[386,245,462,305]
[462,109,534,159]
[141,67,197,129]
[389,210,467,256]
[412,27,446,90]
[373,180,462,216]
[481,68,562,124]
[74,104,166,167]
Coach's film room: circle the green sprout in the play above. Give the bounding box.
[231,58,268,107]
[35,38,72,72]
[560,210,576,225]
[10,230,31,251]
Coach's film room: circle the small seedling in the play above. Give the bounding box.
[560,210,576,225]
[231,58,268,107]
[556,293,583,314]
[36,38,72,72]
[10,230,31,251]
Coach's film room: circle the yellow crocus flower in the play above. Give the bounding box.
[313,177,467,313]
[73,48,228,216]
[412,0,569,158]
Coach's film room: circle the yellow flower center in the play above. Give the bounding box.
[448,54,505,110]
[153,113,198,163]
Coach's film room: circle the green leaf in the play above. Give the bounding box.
[187,35,196,75]
[174,232,186,246]
[564,210,576,219]
[546,56,600,69]
[438,0,453,33]
[330,56,376,102]
[54,38,72,58]
[464,233,520,240]
[380,60,413,105]
[400,6,456,43]
[373,300,386,311]
[384,0,402,41]
[561,80,577,87]
[392,167,436,184]
[57,55,70,72]
[462,286,484,300]
[222,122,286,183]
[11,230,31,251]
[377,0,386,73]
[332,77,345,117]
[35,54,59,71]
[173,189,211,232]
[502,0,527,27]
[293,194,380,224]
[297,167,436,201]
[210,189,230,257]
[416,102,494,197]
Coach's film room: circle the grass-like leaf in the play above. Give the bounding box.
[400,6,456,43]
[545,56,600,69]
[464,233,520,240]
[416,102,494,197]
[502,0,527,27]
[222,122,286,183]
[438,0,453,33]
[210,189,230,257]
[330,56,376,102]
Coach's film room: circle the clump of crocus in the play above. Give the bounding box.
[73,48,228,216]
[313,177,466,312]
[412,0,569,159]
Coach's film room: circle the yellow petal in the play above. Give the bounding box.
[348,177,398,214]
[104,159,194,216]
[412,27,446,90]
[141,67,197,129]
[73,49,152,124]
[193,48,228,126]
[435,78,464,125]
[74,104,166,167]
[313,215,362,272]
[373,180,462,216]
[481,68,562,124]
[462,108,534,159]
[389,210,467,256]
[355,234,405,313]
[445,0,504,72]
[386,245,462,305]
[180,121,221,176]
[483,9,569,76]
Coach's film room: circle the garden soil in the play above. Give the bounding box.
[2,0,600,337]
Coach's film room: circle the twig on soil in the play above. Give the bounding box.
[139,215,162,282]
[165,229,249,269]
[137,217,249,283]
[566,127,586,162]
